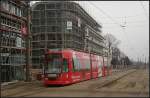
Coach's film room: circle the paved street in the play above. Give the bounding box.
[1,69,149,97]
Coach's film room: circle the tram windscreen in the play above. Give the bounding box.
[46,54,62,73]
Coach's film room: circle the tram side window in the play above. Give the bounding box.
[98,61,102,68]
[85,59,90,70]
[81,59,90,71]
[92,60,97,70]
[72,57,81,71]
[79,59,84,70]
[81,59,85,70]
[63,58,68,72]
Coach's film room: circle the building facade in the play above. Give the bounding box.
[31,1,106,68]
[0,0,27,82]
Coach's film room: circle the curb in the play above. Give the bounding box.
[1,80,18,87]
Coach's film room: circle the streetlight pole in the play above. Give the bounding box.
[25,1,31,82]
[88,37,93,79]
[84,27,93,79]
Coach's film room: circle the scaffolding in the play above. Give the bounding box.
[31,1,106,68]
[0,0,27,83]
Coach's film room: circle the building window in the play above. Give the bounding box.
[32,26,40,33]
[40,34,45,40]
[32,19,40,26]
[32,11,40,19]
[15,6,18,15]
[6,1,9,11]
[46,4,55,9]
[56,3,61,9]
[40,11,45,18]
[35,4,45,10]
[40,18,46,26]
[47,19,57,25]
[46,11,56,17]
[40,26,46,32]
[52,26,56,32]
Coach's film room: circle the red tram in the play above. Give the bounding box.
[43,49,111,86]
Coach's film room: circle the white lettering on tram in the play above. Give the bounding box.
[72,76,80,79]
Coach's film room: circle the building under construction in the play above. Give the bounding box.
[31,1,107,68]
[0,0,27,82]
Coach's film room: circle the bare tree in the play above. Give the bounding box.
[104,33,120,51]
[104,33,121,70]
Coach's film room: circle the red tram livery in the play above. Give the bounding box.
[43,49,111,86]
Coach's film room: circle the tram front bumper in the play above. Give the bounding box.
[44,79,70,85]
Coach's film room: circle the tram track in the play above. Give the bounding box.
[2,69,135,97]
[22,88,148,97]
[1,69,149,97]
[87,69,137,89]
[97,69,137,88]
[1,81,43,97]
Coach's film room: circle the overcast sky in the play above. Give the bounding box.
[31,1,149,62]
[76,1,149,62]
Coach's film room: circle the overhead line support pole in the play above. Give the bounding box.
[25,1,31,82]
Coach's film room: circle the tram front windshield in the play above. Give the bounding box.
[46,54,62,74]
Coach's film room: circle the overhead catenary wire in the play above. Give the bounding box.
[102,20,147,24]
[120,17,143,62]
[86,1,148,29]
[79,1,147,62]
[87,1,124,28]
[86,1,141,61]
[95,14,145,19]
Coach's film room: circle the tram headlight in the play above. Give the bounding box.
[41,75,44,78]
[45,78,48,80]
